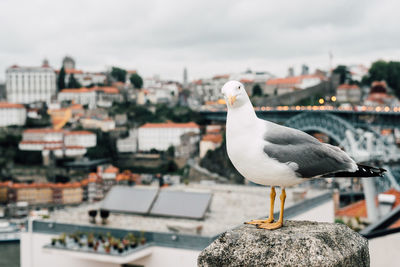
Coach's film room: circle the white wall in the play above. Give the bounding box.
[0,107,26,126]
[138,127,200,151]
[21,232,119,267]
[21,232,201,267]
[369,232,400,267]
[133,246,200,267]
[64,133,96,148]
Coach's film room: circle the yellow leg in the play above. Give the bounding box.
[245,186,276,225]
[257,188,286,230]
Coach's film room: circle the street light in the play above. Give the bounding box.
[318,98,325,105]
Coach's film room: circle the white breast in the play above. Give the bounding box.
[226,118,304,187]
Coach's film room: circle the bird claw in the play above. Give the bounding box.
[256,221,283,230]
[244,218,274,225]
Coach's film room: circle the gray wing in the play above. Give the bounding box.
[263,121,356,178]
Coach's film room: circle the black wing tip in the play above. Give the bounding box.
[357,164,386,177]
[328,164,387,178]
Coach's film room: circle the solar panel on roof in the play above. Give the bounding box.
[150,191,212,219]
[101,186,158,214]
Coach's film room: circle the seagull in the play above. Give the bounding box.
[221,80,385,230]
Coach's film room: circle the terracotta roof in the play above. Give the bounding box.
[70,104,84,110]
[336,188,400,218]
[112,82,125,87]
[0,181,12,187]
[240,79,254,83]
[60,87,95,93]
[80,178,89,186]
[213,74,230,80]
[140,122,199,129]
[206,128,222,134]
[337,84,360,90]
[65,130,95,135]
[104,166,119,174]
[389,218,400,229]
[266,74,323,86]
[52,182,81,189]
[0,102,25,109]
[20,141,63,145]
[116,173,130,182]
[11,183,52,189]
[202,134,223,144]
[95,86,119,94]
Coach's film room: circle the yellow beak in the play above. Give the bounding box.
[228,95,237,106]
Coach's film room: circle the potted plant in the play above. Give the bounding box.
[88,209,98,224]
[118,243,124,253]
[126,233,137,248]
[104,243,111,253]
[122,239,130,250]
[140,231,146,245]
[87,234,94,248]
[59,233,66,246]
[112,238,119,250]
[100,209,110,225]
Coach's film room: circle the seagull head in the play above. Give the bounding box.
[221,80,250,108]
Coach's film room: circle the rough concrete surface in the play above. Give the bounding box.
[198,220,369,267]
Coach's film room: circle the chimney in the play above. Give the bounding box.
[378,193,396,217]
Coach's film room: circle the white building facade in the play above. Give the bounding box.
[336,84,362,104]
[19,129,96,158]
[0,102,26,126]
[64,131,97,148]
[6,63,56,104]
[58,88,97,109]
[138,122,200,151]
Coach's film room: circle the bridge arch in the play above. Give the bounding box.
[284,112,358,151]
[285,112,400,192]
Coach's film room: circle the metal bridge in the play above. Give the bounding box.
[201,107,400,128]
[200,108,400,192]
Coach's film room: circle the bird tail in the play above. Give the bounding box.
[323,164,386,178]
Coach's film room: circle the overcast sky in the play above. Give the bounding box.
[1,0,399,82]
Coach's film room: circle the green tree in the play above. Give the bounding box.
[57,66,66,91]
[363,60,400,98]
[252,84,262,96]
[333,65,351,84]
[130,73,143,89]
[166,146,175,158]
[111,67,127,83]
[67,74,81,88]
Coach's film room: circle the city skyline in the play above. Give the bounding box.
[1,0,399,82]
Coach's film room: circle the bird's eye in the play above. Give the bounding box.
[237,86,241,90]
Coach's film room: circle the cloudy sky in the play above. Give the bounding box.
[0,0,399,82]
